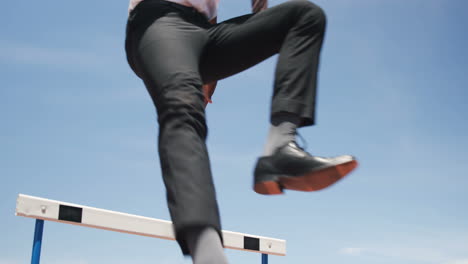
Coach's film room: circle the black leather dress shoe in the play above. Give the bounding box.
[253,141,358,195]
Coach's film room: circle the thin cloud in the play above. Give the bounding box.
[444,260,468,264]
[0,41,122,71]
[48,261,89,264]
[339,245,468,264]
[0,260,20,264]
[340,247,368,256]
[157,256,189,264]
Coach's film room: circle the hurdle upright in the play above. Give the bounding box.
[16,194,286,264]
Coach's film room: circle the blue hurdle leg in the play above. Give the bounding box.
[31,219,44,264]
[262,254,268,264]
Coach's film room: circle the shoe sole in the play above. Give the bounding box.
[254,159,358,195]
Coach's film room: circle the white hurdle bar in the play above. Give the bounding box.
[16,194,286,264]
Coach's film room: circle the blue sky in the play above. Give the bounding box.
[1,0,467,264]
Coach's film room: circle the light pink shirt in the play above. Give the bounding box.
[129,0,220,19]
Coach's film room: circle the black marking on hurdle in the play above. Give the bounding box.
[58,205,83,223]
[244,236,260,251]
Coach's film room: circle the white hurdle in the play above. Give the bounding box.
[16,194,286,264]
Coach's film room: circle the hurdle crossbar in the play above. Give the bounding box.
[16,194,286,263]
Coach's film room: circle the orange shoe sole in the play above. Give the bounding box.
[253,159,358,195]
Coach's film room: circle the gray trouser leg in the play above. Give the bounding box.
[133,12,221,254]
[201,0,327,126]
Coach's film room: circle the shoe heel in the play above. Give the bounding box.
[254,181,284,195]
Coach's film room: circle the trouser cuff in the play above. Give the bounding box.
[271,98,316,127]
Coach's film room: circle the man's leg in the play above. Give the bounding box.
[201,0,326,126]
[201,0,357,194]
[128,11,227,263]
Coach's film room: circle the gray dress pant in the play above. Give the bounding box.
[125,0,326,254]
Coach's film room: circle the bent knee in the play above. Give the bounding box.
[288,0,327,27]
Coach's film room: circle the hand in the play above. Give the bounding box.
[203,82,217,107]
[209,16,217,25]
[252,0,268,13]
